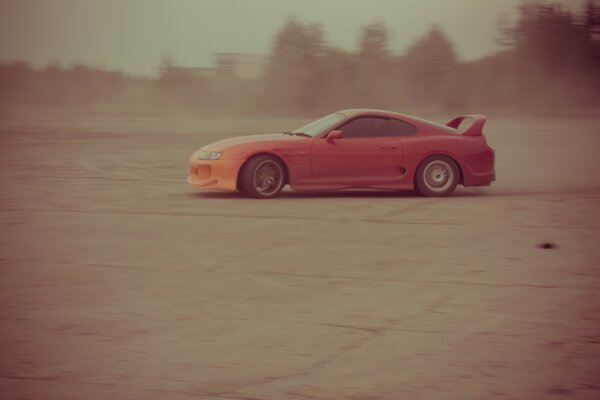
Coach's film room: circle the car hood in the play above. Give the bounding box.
[203,133,306,151]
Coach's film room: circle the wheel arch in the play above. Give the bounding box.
[236,152,290,191]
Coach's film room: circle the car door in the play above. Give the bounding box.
[310,116,403,183]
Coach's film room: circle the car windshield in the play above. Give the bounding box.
[292,112,346,137]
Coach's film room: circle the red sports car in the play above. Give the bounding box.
[188,109,495,198]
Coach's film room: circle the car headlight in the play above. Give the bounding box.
[197,151,223,160]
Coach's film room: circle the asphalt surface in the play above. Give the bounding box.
[1,114,599,399]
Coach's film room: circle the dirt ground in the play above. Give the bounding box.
[0,114,599,399]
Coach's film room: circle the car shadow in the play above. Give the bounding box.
[190,188,488,200]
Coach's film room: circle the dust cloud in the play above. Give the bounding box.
[1,2,599,118]
[483,117,600,195]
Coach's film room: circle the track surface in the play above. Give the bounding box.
[1,115,599,399]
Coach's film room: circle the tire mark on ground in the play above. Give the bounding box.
[0,375,269,400]
[260,271,571,290]
[228,293,455,396]
[0,206,596,231]
[3,258,597,291]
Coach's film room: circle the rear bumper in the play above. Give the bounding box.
[187,159,244,191]
[465,171,495,187]
[461,163,495,187]
[459,146,495,187]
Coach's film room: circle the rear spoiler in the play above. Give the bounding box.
[446,114,488,136]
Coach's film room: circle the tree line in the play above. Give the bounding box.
[1,1,599,116]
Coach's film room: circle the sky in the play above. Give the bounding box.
[0,0,587,77]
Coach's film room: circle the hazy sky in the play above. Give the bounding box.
[0,0,586,76]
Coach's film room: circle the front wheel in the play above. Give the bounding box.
[415,156,460,197]
[239,155,286,199]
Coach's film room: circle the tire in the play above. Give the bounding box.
[239,155,286,199]
[415,155,460,197]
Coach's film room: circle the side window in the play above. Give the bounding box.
[389,119,417,136]
[339,117,389,138]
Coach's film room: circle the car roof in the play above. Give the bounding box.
[338,109,408,119]
[337,109,459,134]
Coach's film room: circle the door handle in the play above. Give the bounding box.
[380,145,398,150]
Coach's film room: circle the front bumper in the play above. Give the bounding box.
[187,159,244,191]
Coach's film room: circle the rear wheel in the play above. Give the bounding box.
[239,155,286,199]
[415,155,460,197]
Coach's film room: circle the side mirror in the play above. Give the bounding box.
[327,130,343,142]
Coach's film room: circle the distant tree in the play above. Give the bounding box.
[159,53,200,85]
[353,22,395,106]
[0,61,35,104]
[156,52,208,112]
[584,0,600,66]
[499,1,600,110]
[317,47,358,109]
[160,54,174,72]
[403,25,461,109]
[508,3,592,73]
[263,18,327,112]
[357,22,391,72]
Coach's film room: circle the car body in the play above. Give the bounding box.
[188,109,495,198]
